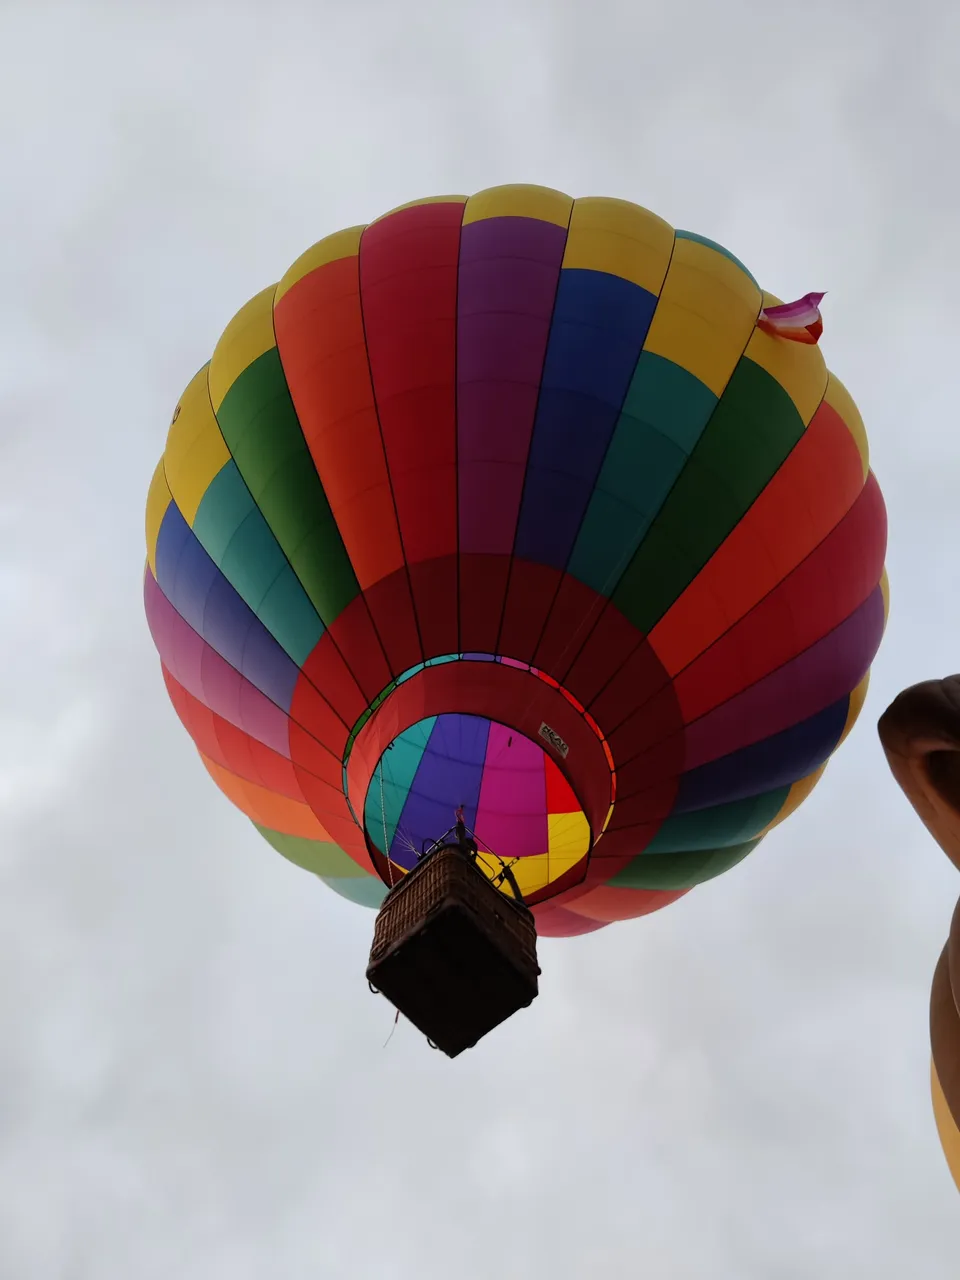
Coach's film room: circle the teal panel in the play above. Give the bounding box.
[643,788,789,853]
[322,876,387,908]
[192,461,255,563]
[193,461,324,666]
[609,837,762,890]
[363,718,437,854]
[568,353,717,594]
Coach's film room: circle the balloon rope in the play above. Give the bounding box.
[379,758,394,888]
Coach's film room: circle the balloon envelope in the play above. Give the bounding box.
[145,184,888,935]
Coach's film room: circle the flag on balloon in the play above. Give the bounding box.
[758,291,825,344]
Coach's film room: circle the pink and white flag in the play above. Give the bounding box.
[757,291,825,345]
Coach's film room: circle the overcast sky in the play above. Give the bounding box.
[3,1,960,1276]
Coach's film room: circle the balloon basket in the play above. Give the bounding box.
[365,844,540,1057]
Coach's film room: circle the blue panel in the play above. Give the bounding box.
[513,269,658,570]
[154,502,300,712]
[672,698,849,814]
[396,714,492,864]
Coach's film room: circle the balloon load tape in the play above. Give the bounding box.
[366,842,540,1057]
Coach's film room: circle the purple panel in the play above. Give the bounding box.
[394,714,491,858]
[474,722,548,858]
[457,216,568,555]
[681,587,885,770]
[145,570,291,758]
[674,698,849,813]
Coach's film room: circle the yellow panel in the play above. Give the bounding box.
[145,459,172,574]
[743,291,828,423]
[475,852,547,898]
[548,810,591,860]
[163,363,230,526]
[208,285,279,412]
[461,183,572,228]
[880,568,890,621]
[932,1060,960,1194]
[761,762,828,834]
[642,237,762,397]
[370,194,468,225]
[562,197,675,294]
[837,672,871,749]
[275,226,365,303]
[823,371,869,477]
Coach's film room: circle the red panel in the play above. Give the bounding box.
[291,765,373,872]
[300,633,369,728]
[604,778,681,830]
[274,252,405,589]
[533,903,607,937]
[650,395,868,676]
[459,553,511,655]
[606,684,685,771]
[561,601,644,708]
[164,667,223,759]
[212,717,303,800]
[165,665,343,799]
[564,884,689,923]
[588,639,671,739]
[615,741,684,799]
[545,756,579,812]
[286,722,344,789]
[673,474,887,724]
[359,202,465,653]
[498,560,561,661]
[289,669,349,759]
[325,594,392,702]
[362,568,422,676]
[534,574,606,682]
[589,821,666,859]
[409,555,459,659]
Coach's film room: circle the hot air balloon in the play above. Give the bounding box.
[879,678,960,1193]
[145,184,888,1053]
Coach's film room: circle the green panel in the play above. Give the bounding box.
[612,356,806,632]
[364,718,437,853]
[568,354,717,594]
[257,825,367,878]
[193,461,324,666]
[644,788,788,853]
[215,349,359,623]
[675,230,759,286]
[609,837,761,890]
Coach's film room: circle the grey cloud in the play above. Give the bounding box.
[1,0,959,1275]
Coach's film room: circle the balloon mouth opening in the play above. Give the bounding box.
[340,653,616,903]
[362,713,594,900]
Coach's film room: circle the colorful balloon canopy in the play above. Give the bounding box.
[145,183,888,937]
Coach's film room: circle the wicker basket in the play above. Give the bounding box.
[366,845,540,1057]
